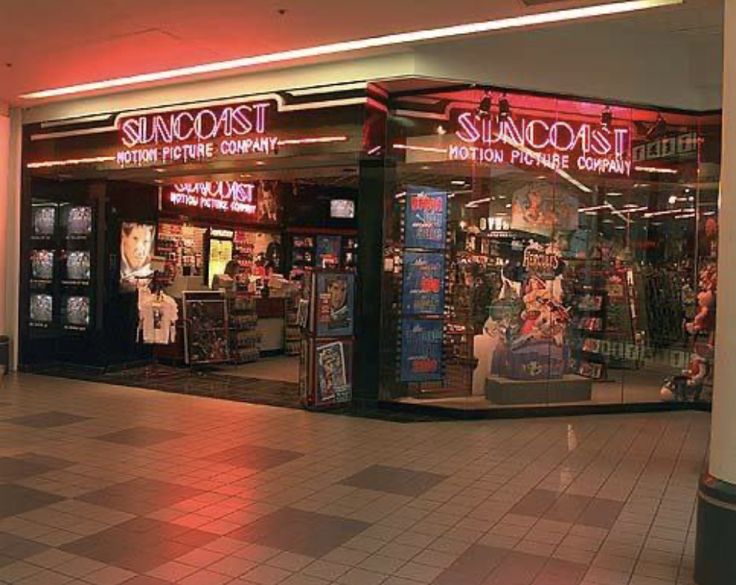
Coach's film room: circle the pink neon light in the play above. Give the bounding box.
[119,103,271,148]
[279,136,349,145]
[167,181,258,215]
[27,156,116,169]
[392,144,447,154]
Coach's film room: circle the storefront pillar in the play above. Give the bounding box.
[0,106,22,370]
[694,2,736,583]
[353,157,387,405]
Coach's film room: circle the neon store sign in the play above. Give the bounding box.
[116,101,278,167]
[450,112,632,176]
[165,181,257,216]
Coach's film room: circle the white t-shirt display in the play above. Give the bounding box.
[138,290,178,345]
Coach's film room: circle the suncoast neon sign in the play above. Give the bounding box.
[165,181,258,216]
[116,102,278,167]
[450,112,632,176]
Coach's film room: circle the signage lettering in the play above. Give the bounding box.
[116,101,278,168]
[165,181,258,217]
[450,112,632,176]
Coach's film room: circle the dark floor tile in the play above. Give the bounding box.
[436,544,511,584]
[485,550,548,585]
[2,411,90,428]
[0,532,48,559]
[577,498,625,529]
[77,477,203,515]
[509,489,560,518]
[228,507,369,557]
[0,453,74,482]
[122,578,175,585]
[543,493,592,523]
[531,558,587,585]
[205,443,303,470]
[339,465,447,497]
[0,484,65,518]
[61,518,217,573]
[95,426,184,447]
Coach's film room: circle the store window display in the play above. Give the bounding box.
[381,87,720,410]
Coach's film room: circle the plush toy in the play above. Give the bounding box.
[686,289,715,335]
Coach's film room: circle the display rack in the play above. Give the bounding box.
[228,293,261,363]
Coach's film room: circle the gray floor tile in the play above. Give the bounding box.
[205,444,303,470]
[95,426,185,447]
[578,499,625,529]
[77,478,203,515]
[509,489,560,518]
[2,411,90,428]
[543,494,592,523]
[228,508,369,557]
[0,533,48,560]
[60,518,217,573]
[0,454,74,482]
[339,465,446,497]
[0,484,65,518]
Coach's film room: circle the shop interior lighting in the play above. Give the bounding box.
[20,0,682,100]
[635,165,679,174]
[476,91,493,119]
[26,155,115,169]
[607,191,623,196]
[436,125,447,135]
[675,213,696,219]
[392,143,447,154]
[451,180,467,186]
[643,208,684,218]
[578,204,612,213]
[668,195,678,204]
[466,197,492,208]
[279,135,348,145]
[498,94,511,120]
[394,191,407,199]
[601,107,613,128]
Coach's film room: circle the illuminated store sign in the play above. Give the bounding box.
[165,181,257,216]
[450,112,632,176]
[116,102,278,167]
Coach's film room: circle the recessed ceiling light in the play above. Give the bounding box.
[20,0,682,99]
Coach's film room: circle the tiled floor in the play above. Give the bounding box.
[0,373,708,585]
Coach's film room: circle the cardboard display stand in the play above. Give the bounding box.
[299,269,355,408]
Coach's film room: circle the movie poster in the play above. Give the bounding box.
[400,318,444,382]
[404,187,448,249]
[316,236,342,269]
[120,222,156,292]
[315,340,351,403]
[510,183,578,237]
[315,272,354,337]
[402,251,445,315]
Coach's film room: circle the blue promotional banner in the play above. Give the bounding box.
[404,187,448,249]
[402,251,445,315]
[400,318,444,382]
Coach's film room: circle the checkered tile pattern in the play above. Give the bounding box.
[0,373,707,584]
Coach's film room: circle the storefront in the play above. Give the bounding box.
[18,78,721,414]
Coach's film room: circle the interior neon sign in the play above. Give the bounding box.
[116,102,278,167]
[166,181,258,215]
[450,112,632,176]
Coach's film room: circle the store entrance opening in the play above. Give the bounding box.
[23,162,359,409]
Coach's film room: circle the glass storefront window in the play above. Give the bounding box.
[381,86,720,411]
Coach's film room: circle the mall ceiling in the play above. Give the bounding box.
[0,0,723,106]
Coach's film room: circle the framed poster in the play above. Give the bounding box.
[315,271,355,337]
[400,318,444,382]
[404,187,448,250]
[402,251,445,315]
[120,222,156,292]
[182,291,230,365]
[315,339,353,405]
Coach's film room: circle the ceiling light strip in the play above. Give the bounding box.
[21,0,681,99]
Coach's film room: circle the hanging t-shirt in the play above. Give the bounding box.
[138,290,178,344]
